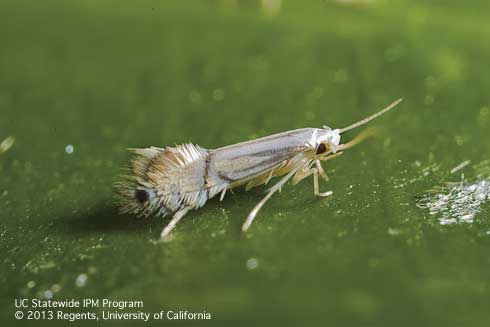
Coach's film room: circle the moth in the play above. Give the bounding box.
[115,99,402,239]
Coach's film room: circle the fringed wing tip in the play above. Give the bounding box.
[128,147,164,158]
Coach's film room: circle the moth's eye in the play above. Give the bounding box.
[315,143,327,155]
[135,189,149,204]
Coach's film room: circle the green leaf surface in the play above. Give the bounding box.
[1,1,490,326]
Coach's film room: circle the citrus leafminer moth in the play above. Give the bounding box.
[115,98,402,239]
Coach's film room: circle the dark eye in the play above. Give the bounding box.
[135,189,149,203]
[315,143,327,155]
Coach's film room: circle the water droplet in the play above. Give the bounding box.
[387,227,400,236]
[245,258,259,271]
[43,290,53,299]
[0,136,15,154]
[65,144,74,154]
[75,273,88,287]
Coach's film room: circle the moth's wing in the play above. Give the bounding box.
[244,159,290,191]
[207,129,314,187]
[245,171,273,191]
[207,150,307,197]
[116,143,209,215]
[133,143,208,189]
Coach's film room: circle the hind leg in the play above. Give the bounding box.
[160,207,190,241]
[242,168,298,232]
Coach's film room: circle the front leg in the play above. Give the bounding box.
[316,160,329,182]
[292,161,315,185]
[319,151,343,162]
[292,166,332,197]
[312,167,333,197]
[316,151,344,183]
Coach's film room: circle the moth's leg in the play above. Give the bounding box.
[219,188,227,201]
[317,152,343,182]
[313,168,333,197]
[292,161,315,185]
[160,206,190,240]
[242,168,298,232]
[242,189,276,232]
[316,160,329,182]
[292,166,332,197]
[292,168,313,185]
[293,160,334,196]
[264,166,276,185]
[319,151,343,162]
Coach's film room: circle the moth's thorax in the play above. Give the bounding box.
[310,128,342,153]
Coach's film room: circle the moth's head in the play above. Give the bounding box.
[312,127,341,156]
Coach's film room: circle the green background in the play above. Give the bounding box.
[1,0,490,326]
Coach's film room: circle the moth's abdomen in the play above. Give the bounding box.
[115,143,212,218]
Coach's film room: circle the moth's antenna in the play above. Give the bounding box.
[339,98,403,134]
